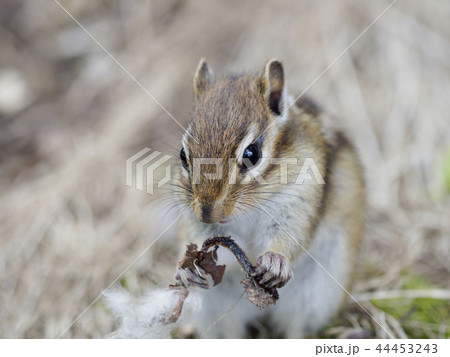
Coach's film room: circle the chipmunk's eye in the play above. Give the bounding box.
[242,144,261,168]
[180,148,189,170]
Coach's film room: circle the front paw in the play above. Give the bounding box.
[175,266,212,289]
[252,251,293,289]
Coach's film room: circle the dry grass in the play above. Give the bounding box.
[0,0,449,338]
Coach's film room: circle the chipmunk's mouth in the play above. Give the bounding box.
[219,218,233,224]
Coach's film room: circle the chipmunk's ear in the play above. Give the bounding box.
[260,59,288,119]
[193,58,214,100]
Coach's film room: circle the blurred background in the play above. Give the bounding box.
[0,0,449,338]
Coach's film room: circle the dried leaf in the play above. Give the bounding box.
[177,238,280,310]
[177,243,226,286]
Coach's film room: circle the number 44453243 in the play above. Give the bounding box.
[375,344,438,354]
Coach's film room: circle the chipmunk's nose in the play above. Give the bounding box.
[194,201,223,224]
[201,204,213,223]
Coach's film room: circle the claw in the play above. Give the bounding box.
[193,259,205,278]
[175,266,212,289]
[253,251,292,289]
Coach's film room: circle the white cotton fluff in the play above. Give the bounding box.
[104,286,199,338]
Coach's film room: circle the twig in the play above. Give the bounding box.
[354,289,450,302]
[201,236,279,302]
[201,236,256,275]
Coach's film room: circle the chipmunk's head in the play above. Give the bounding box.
[177,58,292,224]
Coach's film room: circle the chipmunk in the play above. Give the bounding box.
[173,59,365,338]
